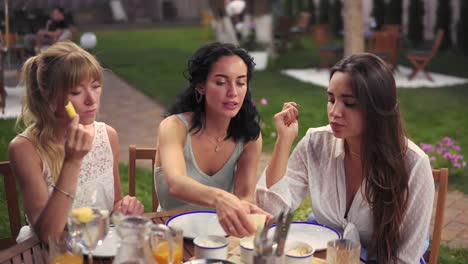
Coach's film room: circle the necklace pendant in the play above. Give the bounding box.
[215,145,220,152]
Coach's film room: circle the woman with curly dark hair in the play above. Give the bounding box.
[257,53,434,263]
[155,42,270,237]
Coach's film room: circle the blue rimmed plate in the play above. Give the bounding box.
[268,222,341,251]
[166,210,227,239]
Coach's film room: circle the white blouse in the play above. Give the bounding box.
[256,125,434,263]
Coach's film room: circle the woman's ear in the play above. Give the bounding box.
[196,84,205,95]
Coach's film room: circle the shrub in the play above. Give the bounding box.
[319,0,329,24]
[456,0,468,55]
[420,137,467,177]
[385,0,402,25]
[435,0,452,50]
[330,0,343,36]
[408,0,424,47]
[372,0,386,30]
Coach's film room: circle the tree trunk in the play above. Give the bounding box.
[343,0,364,56]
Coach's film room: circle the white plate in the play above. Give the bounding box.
[166,211,227,239]
[83,226,120,257]
[268,222,341,251]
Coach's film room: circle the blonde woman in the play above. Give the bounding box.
[9,41,143,243]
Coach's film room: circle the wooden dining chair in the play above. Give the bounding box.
[128,145,158,212]
[0,236,47,263]
[0,161,22,250]
[406,30,444,81]
[425,168,449,264]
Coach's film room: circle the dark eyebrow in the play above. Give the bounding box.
[214,74,247,79]
[327,91,356,98]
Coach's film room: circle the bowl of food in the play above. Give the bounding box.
[239,236,255,264]
[285,241,314,264]
[194,235,229,260]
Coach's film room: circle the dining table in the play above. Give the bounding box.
[0,209,362,264]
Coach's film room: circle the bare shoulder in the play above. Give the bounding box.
[105,124,119,143]
[9,135,37,159]
[159,114,189,134]
[243,133,263,150]
[8,135,42,178]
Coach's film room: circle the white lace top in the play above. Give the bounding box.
[17,122,115,243]
[256,125,434,264]
[42,121,115,211]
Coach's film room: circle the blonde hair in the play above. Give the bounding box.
[17,41,103,182]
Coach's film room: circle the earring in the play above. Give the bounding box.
[195,90,204,103]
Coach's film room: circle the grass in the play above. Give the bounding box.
[1,26,467,261]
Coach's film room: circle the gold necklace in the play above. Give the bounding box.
[205,131,227,152]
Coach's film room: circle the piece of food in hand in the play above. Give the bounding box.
[248,213,267,231]
[71,207,94,223]
[65,101,77,118]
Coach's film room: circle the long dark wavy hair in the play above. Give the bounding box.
[330,53,409,263]
[165,42,261,142]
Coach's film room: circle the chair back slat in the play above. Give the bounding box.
[0,161,22,250]
[0,237,44,263]
[429,168,448,264]
[128,145,158,212]
[431,30,444,56]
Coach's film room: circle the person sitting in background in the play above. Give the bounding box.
[9,41,143,243]
[155,42,271,237]
[24,6,71,55]
[256,53,434,263]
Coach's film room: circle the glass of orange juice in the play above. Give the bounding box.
[148,224,183,264]
[48,233,83,264]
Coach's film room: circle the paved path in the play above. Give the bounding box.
[97,70,468,249]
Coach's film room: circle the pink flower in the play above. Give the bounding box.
[260,98,268,105]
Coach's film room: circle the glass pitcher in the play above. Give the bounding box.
[112,214,152,264]
[148,224,184,264]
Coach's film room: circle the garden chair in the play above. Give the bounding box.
[406,30,444,81]
[273,16,293,53]
[128,145,158,212]
[290,12,311,48]
[0,161,22,249]
[311,24,343,69]
[382,24,402,71]
[367,31,399,70]
[424,168,449,264]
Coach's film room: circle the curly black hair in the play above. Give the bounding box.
[165,42,261,142]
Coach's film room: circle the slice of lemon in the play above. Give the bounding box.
[65,102,77,118]
[71,207,94,223]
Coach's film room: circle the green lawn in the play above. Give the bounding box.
[1,26,467,260]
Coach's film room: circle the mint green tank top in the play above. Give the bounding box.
[154,114,244,211]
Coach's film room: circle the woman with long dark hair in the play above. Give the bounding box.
[155,42,270,237]
[257,53,434,263]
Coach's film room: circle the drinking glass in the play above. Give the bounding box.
[48,233,83,264]
[148,224,183,264]
[68,207,110,264]
[326,239,361,264]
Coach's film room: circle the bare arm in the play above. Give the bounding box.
[107,125,144,215]
[158,116,270,237]
[9,116,92,242]
[233,134,262,202]
[265,102,300,188]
